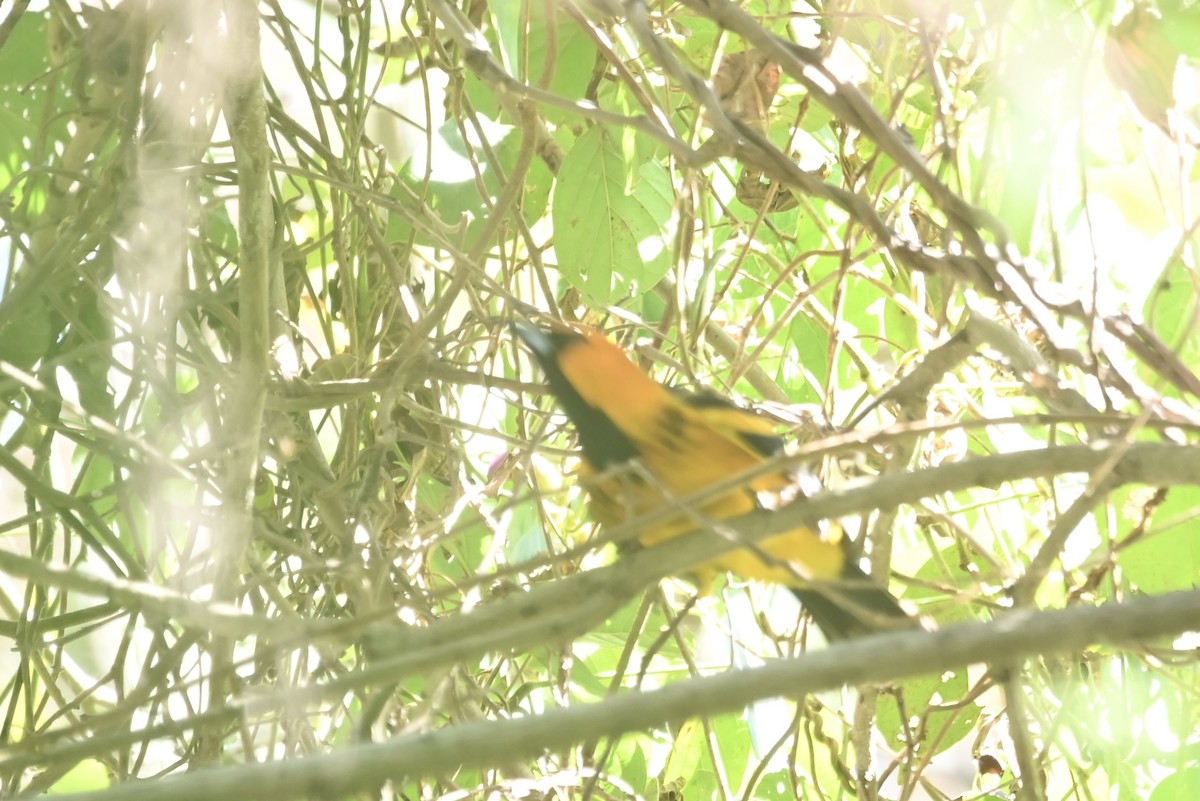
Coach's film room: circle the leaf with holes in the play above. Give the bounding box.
[553,126,674,304]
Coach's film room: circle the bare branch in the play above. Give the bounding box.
[50,591,1200,801]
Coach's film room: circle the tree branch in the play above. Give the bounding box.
[8,438,1194,776]
[52,590,1200,801]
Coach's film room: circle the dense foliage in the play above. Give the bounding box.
[1,1,1198,799]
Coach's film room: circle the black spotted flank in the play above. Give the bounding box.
[670,387,784,457]
[652,404,690,455]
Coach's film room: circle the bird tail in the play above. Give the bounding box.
[790,561,913,640]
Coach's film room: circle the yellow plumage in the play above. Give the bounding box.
[515,321,911,638]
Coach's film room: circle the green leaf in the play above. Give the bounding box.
[1162,8,1200,58]
[1143,258,1200,392]
[663,719,706,793]
[468,3,596,125]
[0,12,49,87]
[63,290,115,419]
[0,294,53,370]
[875,668,979,757]
[612,736,650,794]
[1121,487,1200,594]
[783,314,827,404]
[0,104,33,188]
[393,116,552,251]
[568,655,608,701]
[712,714,752,791]
[552,126,675,304]
[671,14,721,69]
[46,758,108,795]
[504,498,548,563]
[907,544,992,626]
[523,18,596,125]
[1149,768,1200,801]
[754,769,797,801]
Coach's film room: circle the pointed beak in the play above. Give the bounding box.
[510,320,555,362]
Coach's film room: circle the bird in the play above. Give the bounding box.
[513,320,914,639]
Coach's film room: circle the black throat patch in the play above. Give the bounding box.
[514,324,641,470]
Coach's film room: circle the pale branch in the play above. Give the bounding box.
[6,441,1192,683]
[213,0,275,601]
[0,547,326,641]
[680,0,1001,240]
[193,3,278,763]
[8,440,1195,776]
[1000,661,1044,801]
[613,441,1200,577]
[669,0,1101,370]
[0,0,33,51]
[396,0,1190,425]
[358,440,1200,684]
[52,590,1200,801]
[850,309,1100,429]
[1104,312,1200,400]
